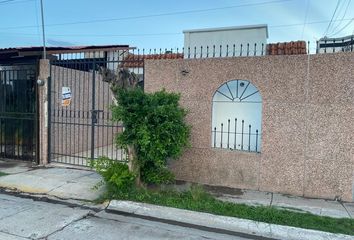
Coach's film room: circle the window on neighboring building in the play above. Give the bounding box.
[212,80,262,152]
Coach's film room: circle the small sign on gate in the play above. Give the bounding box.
[62,87,71,107]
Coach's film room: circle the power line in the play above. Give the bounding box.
[328,0,351,35]
[270,17,353,28]
[0,32,182,37]
[0,0,34,5]
[329,17,354,36]
[323,0,342,36]
[0,0,293,30]
[1,18,353,38]
[0,18,354,37]
[0,0,17,4]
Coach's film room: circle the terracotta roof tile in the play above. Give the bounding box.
[121,53,183,68]
[267,41,307,55]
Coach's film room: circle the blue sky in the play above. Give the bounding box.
[0,0,353,51]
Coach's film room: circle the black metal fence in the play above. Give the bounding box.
[48,50,145,166]
[139,40,354,57]
[212,118,260,153]
[0,66,38,161]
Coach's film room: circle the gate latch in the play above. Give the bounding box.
[91,110,104,124]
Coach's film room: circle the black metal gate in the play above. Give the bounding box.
[0,65,38,162]
[48,49,143,166]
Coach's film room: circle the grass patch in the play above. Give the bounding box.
[0,172,8,177]
[102,184,354,236]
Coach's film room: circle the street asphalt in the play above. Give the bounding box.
[0,193,257,240]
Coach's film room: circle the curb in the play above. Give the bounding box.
[108,200,354,240]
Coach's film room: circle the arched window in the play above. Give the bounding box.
[212,80,262,152]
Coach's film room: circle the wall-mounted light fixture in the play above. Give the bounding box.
[37,79,45,86]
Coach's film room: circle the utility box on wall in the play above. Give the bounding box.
[183,24,268,57]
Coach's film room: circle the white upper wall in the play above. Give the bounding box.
[183,24,268,57]
[317,35,354,53]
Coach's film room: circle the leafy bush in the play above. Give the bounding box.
[90,156,135,191]
[112,88,190,185]
[142,166,175,185]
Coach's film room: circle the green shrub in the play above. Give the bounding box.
[112,88,190,185]
[90,156,135,191]
[142,165,175,185]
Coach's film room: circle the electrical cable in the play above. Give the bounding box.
[0,0,293,30]
[328,0,351,36]
[323,0,342,36]
[329,17,354,36]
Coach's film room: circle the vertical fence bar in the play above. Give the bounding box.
[234,118,237,149]
[333,40,335,53]
[255,129,259,152]
[241,120,244,150]
[233,44,236,57]
[220,123,223,148]
[200,46,203,58]
[219,45,222,57]
[213,127,216,148]
[254,43,257,56]
[227,119,230,148]
[247,43,249,56]
[248,125,251,151]
[307,41,310,54]
[213,45,215,58]
[58,54,67,163]
[206,46,209,58]
[240,44,243,56]
[316,41,319,54]
[226,45,229,57]
[261,43,264,56]
[90,57,96,160]
[194,46,197,58]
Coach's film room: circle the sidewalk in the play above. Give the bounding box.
[0,159,353,240]
[210,187,354,219]
[0,160,104,202]
[0,159,353,218]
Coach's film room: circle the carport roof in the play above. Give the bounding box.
[0,44,131,60]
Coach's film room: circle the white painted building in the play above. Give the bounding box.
[183,24,268,58]
[317,35,354,53]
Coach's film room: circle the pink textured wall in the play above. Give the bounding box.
[144,52,354,202]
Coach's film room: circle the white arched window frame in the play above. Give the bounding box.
[212,80,262,153]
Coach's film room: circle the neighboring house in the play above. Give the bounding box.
[0,45,130,163]
[183,24,268,57]
[317,35,354,53]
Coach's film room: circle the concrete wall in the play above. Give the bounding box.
[144,52,354,202]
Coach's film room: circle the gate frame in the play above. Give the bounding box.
[0,61,40,163]
[46,49,135,166]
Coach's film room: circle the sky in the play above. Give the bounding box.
[0,0,353,52]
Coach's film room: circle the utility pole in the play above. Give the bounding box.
[40,0,46,59]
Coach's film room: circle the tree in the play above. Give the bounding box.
[100,67,190,186]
